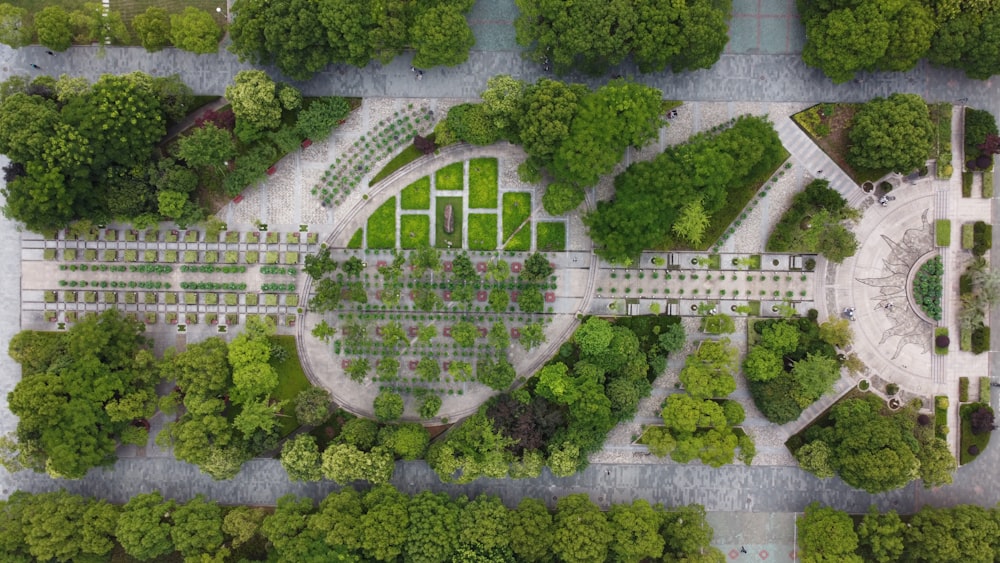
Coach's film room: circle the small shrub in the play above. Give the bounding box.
[962,223,975,249]
[972,325,991,355]
[960,377,970,402]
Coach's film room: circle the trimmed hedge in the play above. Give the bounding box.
[960,376,970,401]
[973,221,992,257]
[963,170,973,197]
[913,256,943,320]
[985,172,994,198]
[981,377,991,402]
[972,325,991,355]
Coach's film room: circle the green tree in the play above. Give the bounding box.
[743,346,784,382]
[760,321,801,355]
[856,506,905,563]
[360,485,410,561]
[480,74,525,136]
[797,502,862,563]
[0,92,61,165]
[35,6,73,51]
[404,491,459,562]
[509,498,552,562]
[0,4,32,48]
[19,490,88,562]
[232,398,282,438]
[791,353,841,406]
[522,252,554,281]
[116,492,176,561]
[476,356,516,390]
[819,318,853,348]
[411,5,475,68]
[133,6,171,51]
[608,499,664,562]
[280,434,323,482]
[225,70,283,134]
[229,0,334,80]
[345,357,370,383]
[552,494,611,563]
[801,4,890,83]
[295,96,351,140]
[661,394,727,434]
[848,93,934,173]
[678,339,738,399]
[378,423,429,460]
[339,418,379,450]
[418,395,442,419]
[374,391,404,422]
[176,123,236,171]
[827,398,920,493]
[817,220,859,263]
[170,7,221,54]
[917,436,956,488]
[450,320,479,347]
[416,355,441,382]
[542,181,587,215]
[322,443,395,484]
[171,495,223,558]
[458,494,511,552]
[643,426,676,457]
[794,440,835,478]
[222,506,267,549]
[520,321,547,351]
[294,387,331,426]
[671,199,711,246]
[376,357,400,382]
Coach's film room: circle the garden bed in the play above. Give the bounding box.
[960,402,993,465]
[400,177,431,210]
[400,215,431,249]
[536,222,566,251]
[791,103,890,184]
[468,214,498,250]
[435,161,464,191]
[269,335,312,437]
[469,158,499,208]
[435,197,464,249]
[366,197,397,249]
[935,219,951,247]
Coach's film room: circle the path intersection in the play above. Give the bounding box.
[0,6,1000,560]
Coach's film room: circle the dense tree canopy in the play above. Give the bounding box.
[514,0,730,75]
[586,115,784,262]
[230,0,476,80]
[848,93,934,173]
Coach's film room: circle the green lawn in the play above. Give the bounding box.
[401,177,431,210]
[469,157,499,208]
[367,197,397,249]
[936,219,951,247]
[113,0,229,39]
[468,214,498,250]
[370,145,421,186]
[435,196,464,249]
[436,162,464,191]
[536,222,566,251]
[400,215,430,249]
[269,335,312,437]
[347,228,363,249]
[502,192,532,250]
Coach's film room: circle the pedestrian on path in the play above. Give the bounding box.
[29,64,40,69]
[740,546,747,554]
[45,50,54,56]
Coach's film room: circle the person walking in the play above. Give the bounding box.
[45,50,54,56]
[29,64,40,69]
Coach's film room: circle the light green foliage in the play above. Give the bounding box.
[35,6,72,51]
[0,4,32,48]
[170,7,222,54]
[133,7,171,51]
[801,3,890,84]
[547,442,581,477]
[672,199,711,246]
[791,353,841,407]
[520,321,547,351]
[339,418,379,450]
[849,93,934,173]
[373,391,404,422]
[794,440,835,479]
[458,495,511,552]
[222,506,266,549]
[819,318,853,348]
[116,492,176,561]
[760,322,800,355]
[322,443,395,484]
[608,499,664,562]
[552,494,611,563]
[917,437,956,488]
[170,495,223,558]
[280,434,323,482]
[857,506,905,563]
[411,5,475,68]
[678,339,738,400]
[418,395,442,419]
[643,426,677,457]
[743,346,784,382]
[797,502,862,563]
[660,394,727,434]
[404,491,459,562]
[480,75,525,135]
[378,423,429,460]
[225,70,283,133]
[427,412,515,483]
[176,123,236,171]
[536,362,578,405]
[450,320,479,347]
[233,398,283,438]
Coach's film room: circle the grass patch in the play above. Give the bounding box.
[963,170,973,197]
[366,197,397,249]
[435,196,464,249]
[984,172,994,198]
[502,191,531,241]
[792,104,890,184]
[400,176,431,210]
[962,223,975,249]
[269,335,312,437]
[935,327,950,356]
[960,402,993,465]
[930,103,953,178]
[935,219,951,247]
[468,214,498,250]
[368,133,434,186]
[347,228,363,249]
[400,215,430,249]
[537,222,566,251]
[505,228,532,251]
[960,376,969,401]
[435,161,464,191]
[469,157,499,208]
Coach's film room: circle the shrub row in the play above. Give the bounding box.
[58,279,171,289]
[59,264,129,272]
[261,283,296,292]
[179,282,248,291]
[260,266,298,276]
[973,221,993,257]
[960,377,970,401]
[179,265,248,274]
[972,325,991,355]
[912,256,943,320]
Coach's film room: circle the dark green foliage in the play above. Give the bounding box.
[766,179,858,263]
[928,10,1000,80]
[514,0,730,75]
[912,256,943,320]
[296,97,351,140]
[848,93,934,173]
[586,115,785,262]
[965,109,998,160]
[373,391,404,422]
[972,221,992,257]
[972,325,991,355]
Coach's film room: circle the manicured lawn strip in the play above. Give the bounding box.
[502,192,531,240]
[935,219,951,247]
[468,214,498,250]
[962,223,975,249]
[960,403,993,465]
[934,396,948,439]
[435,162,464,191]
[469,157,499,208]
[985,172,994,198]
[366,197,397,249]
[697,150,790,250]
[401,177,431,210]
[536,222,566,251]
[368,133,434,186]
[435,196,463,249]
[347,228,363,249]
[400,215,431,249]
[269,335,312,437]
[792,104,889,184]
[504,229,531,251]
[963,170,973,197]
[929,103,953,177]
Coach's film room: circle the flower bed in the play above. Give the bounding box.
[913,256,943,320]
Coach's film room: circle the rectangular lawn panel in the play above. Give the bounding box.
[504,228,531,251]
[935,219,951,247]
[269,335,312,437]
[469,157,499,208]
[401,176,431,210]
[502,192,531,240]
[468,213,498,250]
[435,161,464,191]
[347,228,363,249]
[400,215,431,249]
[536,222,566,251]
[366,197,397,249]
[435,196,464,249]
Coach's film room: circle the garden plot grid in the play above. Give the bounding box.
[21,227,321,331]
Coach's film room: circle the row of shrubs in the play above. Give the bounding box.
[57,280,171,289]
[260,266,298,276]
[179,265,248,274]
[261,283,296,292]
[179,282,248,291]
